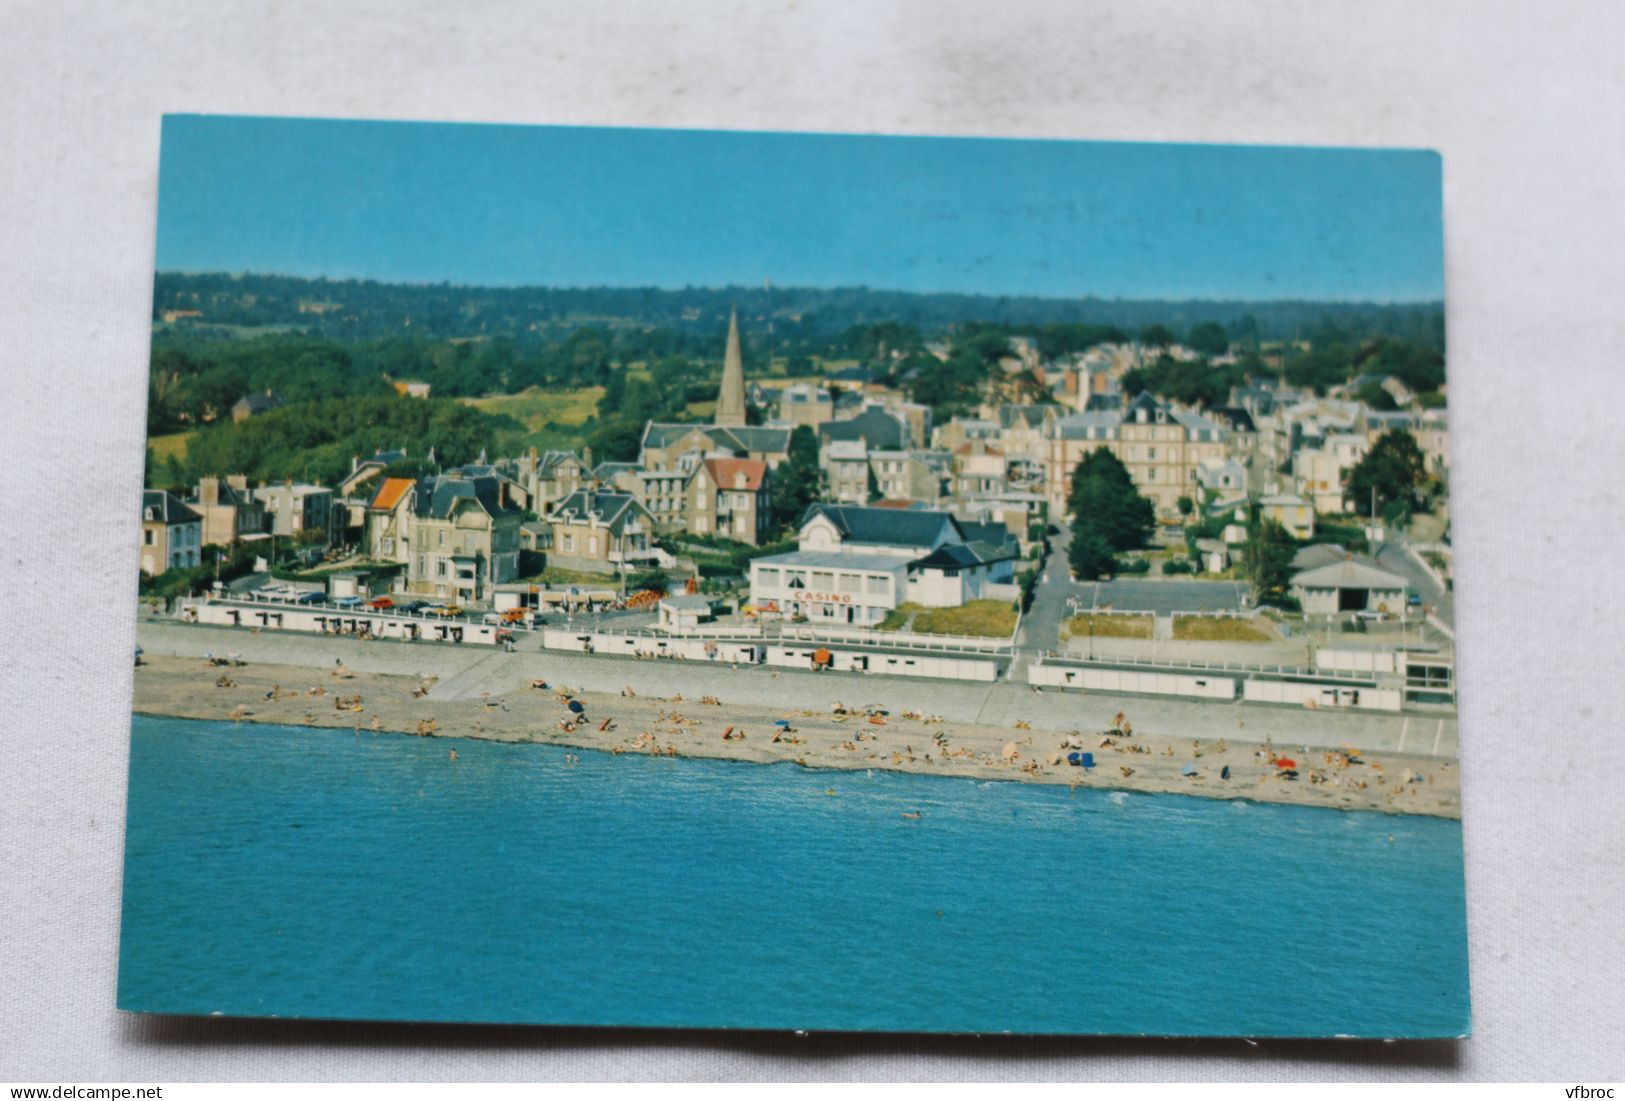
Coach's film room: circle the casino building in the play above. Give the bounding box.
[748,504,1018,626]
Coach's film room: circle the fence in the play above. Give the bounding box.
[1315,648,1400,675]
[663,623,764,640]
[784,624,1014,654]
[1035,649,1320,678]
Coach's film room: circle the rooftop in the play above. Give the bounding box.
[753,550,912,573]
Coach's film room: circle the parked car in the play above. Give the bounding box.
[1354,609,1390,622]
[367,596,395,610]
[395,600,427,614]
[1407,591,1423,607]
[332,596,364,609]
[295,591,325,605]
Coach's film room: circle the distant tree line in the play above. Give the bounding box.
[154,271,1443,353]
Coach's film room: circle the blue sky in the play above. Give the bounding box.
[156,115,1443,302]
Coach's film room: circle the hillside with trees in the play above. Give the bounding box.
[155,271,1443,353]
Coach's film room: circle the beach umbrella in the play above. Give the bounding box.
[1181,763,1198,776]
[774,719,791,728]
[1080,752,1095,769]
[1275,757,1297,769]
[568,700,586,714]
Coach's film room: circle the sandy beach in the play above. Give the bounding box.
[132,652,1461,818]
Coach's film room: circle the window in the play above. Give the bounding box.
[436,560,448,577]
[143,530,155,545]
[438,531,446,547]
[758,568,780,587]
[812,571,835,589]
[562,534,575,553]
[839,573,860,593]
[589,536,598,555]
[866,574,888,595]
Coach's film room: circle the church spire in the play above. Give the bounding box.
[714,307,747,427]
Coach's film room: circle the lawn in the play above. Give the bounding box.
[461,387,605,451]
[147,430,194,464]
[1060,614,1152,640]
[881,600,1018,638]
[1172,616,1274,642]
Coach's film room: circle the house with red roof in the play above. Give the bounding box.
[687,457,772,545]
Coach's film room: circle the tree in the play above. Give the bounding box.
[1068,525,1116,581]
[769,425,821,530]
[584,418,644,463]
[1067,450,1154,552]
[1240,509,1296,606]
[1345,430,1427,518]
[1187,321,1229,357]
[1176,495,1194,519]
[597,367,627,418]
[1357,380,1398,411]
[1139,324,1176,350]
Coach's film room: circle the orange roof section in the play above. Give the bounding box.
[702,457,767,491]
[368,476,415,510]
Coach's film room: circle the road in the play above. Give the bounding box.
[1372,536,1454,628]
[1009,525,1092,677]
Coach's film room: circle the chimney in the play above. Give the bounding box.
[199,476,219,505]
[226,473,247,492]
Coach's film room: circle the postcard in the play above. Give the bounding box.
[122,116,1465,1036]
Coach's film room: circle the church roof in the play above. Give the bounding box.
[714,307,748,427]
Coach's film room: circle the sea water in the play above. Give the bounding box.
[117,715,1470,1036]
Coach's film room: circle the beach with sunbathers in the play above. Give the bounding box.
[132,652,1460,818]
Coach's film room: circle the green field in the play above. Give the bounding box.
[462,386,604,429]
[461,386,605,451]
[880,600,1018,638]
[1060,614,1152,640]
[148,431,195,463]
[1172,616,1274,642]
